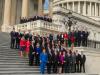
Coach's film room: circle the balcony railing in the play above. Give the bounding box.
[87,40,100,49]
[14,20,60,33]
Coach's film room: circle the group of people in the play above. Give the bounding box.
[10,28,87,74]
[20,16,52,24]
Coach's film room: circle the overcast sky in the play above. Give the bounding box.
[44,0,49,10]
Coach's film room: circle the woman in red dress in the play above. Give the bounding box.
[63,32,68,47]
[19,36,26,57]
[25,38,31,57]
[70,32,75,50]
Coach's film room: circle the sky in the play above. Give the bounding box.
[44,0,49,10]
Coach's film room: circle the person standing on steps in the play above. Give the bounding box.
[35,43,42,66]
[40,49,48,74]
[25,38,31,57]
[80,51,86,73]
[29,41,35,66]
[10,28,16,49]
[19,36,26,57]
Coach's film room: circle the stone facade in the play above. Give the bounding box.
[0,0,45,31]
[52,0,100,21]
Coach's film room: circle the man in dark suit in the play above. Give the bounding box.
[75,50,81,72]
[57,33,61,42]
[10,28,16,49]
[85,30,89,47]
[60,33,64,44]
[46,47,53,74]
[15,31,20,49]
[82,30,86,46]
[80,51,86,73]
[52,51,58,73]
[29,42,35,66]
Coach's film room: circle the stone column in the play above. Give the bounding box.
[3,0,11,25]
[38,0,43,16]
[11,0,17,25]
[67,2,69,9]
[49,0,53,17]
[72,2,75,11]
[78,1,80,13]
[22,0,29,17]
[99,3,100,16]
[89,2,92,16]
[83,1,86,15]
[95,2,97,16]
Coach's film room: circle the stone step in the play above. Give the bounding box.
[0,74,88,75]
[0,62,28,65]
[0,70,40,74]
[0,65,39,68]
[0,55,20,57]
[0,60,29,63]
[0,59,28,61]
[0,68,40,71]
[0,53,19,55]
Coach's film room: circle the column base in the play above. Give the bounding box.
[1,25,13,33]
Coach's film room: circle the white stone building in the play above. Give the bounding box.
[52,0,100,21]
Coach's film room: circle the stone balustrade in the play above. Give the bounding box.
[14,20,60,35]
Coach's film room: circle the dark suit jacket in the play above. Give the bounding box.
[76,54,81,64]
[80,55,86,64]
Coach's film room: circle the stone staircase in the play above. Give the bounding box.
[0,32,99,75]
[0,32,40,75]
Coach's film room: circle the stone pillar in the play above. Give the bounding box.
[49,0,53,17]
[3,0,11,25]
[72,2,75,11]
[89,2,92,16]
[67,2,69,9]
[78,1,80,13]
[1,0,12,32]
[38,0,43,16]
[95,2,97,16]
[11,0,17,25]
[22,0,29,17]
[83,1,86,15]
[99,4,100,16]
